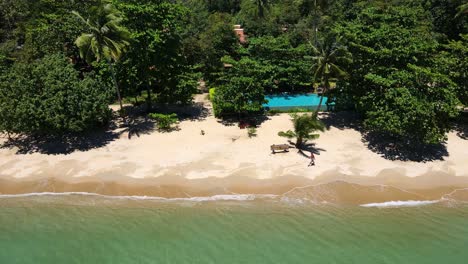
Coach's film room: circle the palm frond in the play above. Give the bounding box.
[71,11,87,24]
[278,130,296,139]
[73,1,130,63]
[456,3,468,17]
[303,134,320,140]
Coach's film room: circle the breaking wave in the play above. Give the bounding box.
[1,181,467,206]
[0,192,278,202]
[360,200,439,208]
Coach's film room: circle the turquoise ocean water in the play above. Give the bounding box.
[1,194,467,264]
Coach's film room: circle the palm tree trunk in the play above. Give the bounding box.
[315,94,325,114]
[313,0,318,46]
[314,79,329,115]
[145,73,152,112]
[108,61,125,120]
[146,86,152,112]
[296,136,303,148]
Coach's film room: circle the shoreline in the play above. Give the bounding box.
[1,174,468,205]
[1,100,467,201]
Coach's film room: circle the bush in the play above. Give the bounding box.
[266,108,311,115]
[0,53,112,135]
[247,127,257,138]
[148,113,179,131]
[209,88,216,101]
[209,88,221,117]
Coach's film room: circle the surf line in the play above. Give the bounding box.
[360,200,440,208]
[0,191,279,202]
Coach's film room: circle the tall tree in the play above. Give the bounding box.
[72,0,130,115]
[213,57,266,117]
[0,53,111,135]
[310,35,351,114]
[336,3,459,144]
[254,0,270,18]
[435,34,468,105]
[300,0,329,45]
[117,0,189,111]
[312,0,328,46]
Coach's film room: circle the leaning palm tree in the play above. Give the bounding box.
[72,1,130,115]
[310,35,352,114]
[278,113,326,148]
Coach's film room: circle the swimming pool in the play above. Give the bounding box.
[263,94,330,111]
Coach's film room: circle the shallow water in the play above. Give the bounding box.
[1,194,467,264]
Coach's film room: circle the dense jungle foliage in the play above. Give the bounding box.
[0,0,466,143]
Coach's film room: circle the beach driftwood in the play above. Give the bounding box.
[270,144,290,154]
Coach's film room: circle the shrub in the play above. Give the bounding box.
[266,109,282,116]
[247,127,257,138]
[148,113,179,131]
[266,108,312,115]
[209,88,216,101]
[209,88,221,117]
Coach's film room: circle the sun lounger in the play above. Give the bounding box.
[271,144,290,153]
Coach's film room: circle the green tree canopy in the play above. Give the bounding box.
[435,34,468,105]
[246,36,312,93]
[310,34,352,113]
[117,0,196,108]
[213,57,267,117]
[0,53,112,135]
[336,3,459,144]
[73,0,130,113]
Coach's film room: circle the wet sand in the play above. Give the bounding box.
[1,97,467,202]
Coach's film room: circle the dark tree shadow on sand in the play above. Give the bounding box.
[452,114,468,140]
[0,115,157,155]
[320,111,362,130]
[151,102,210,122]
[362,132,448,162]
[320,111,448,162]
[297,143,326,158]
[284,140,326,158]
[1,129,120,155]
[0,100,212,155]
[124,116,157,139]
[217,114,271,128]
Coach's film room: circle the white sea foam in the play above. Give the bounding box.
[172,194,255,202]
[360,200,440,208]
[0,192,278,202]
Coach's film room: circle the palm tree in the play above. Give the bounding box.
[278,113,326,147]
[254,0,270,18]
[456,2,468,17]
[310,35,352,114]
[72,0,130,115]
[311,0,328,46]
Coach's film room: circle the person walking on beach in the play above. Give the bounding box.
[309,152,315,166]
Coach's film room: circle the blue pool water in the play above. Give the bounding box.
[263,94,329,111]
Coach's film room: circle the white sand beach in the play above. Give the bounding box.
[1,95,467,196]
